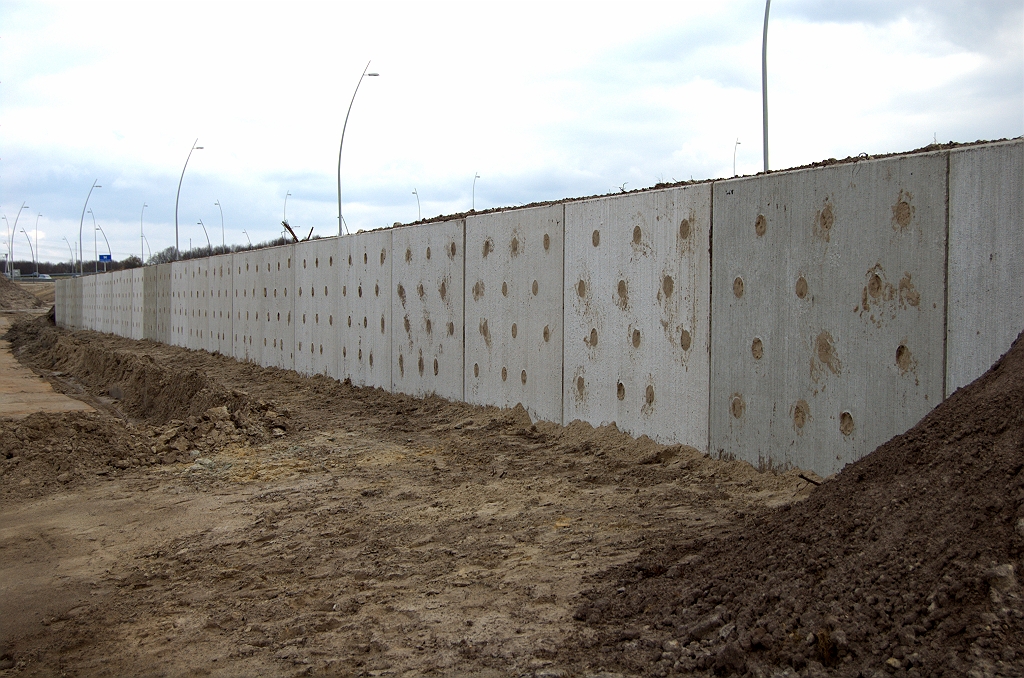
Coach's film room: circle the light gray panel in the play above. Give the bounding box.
[130,268,145,340]
[82,276,96,331]
[98,272,112,334]
[392,220,465,400]
[341,230,392,389]
[710,152,948,476]
[170,261,188,347]
[155,264,172,344]
[232,251,261,363]
[563,186,712,448]
[947,140,1024,395]
[294,239,341,377]
[143,266,159,340]
[464,205,564,424]
[207,254,233,355]
[252,245,295,370]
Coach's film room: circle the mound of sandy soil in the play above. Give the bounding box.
[568,332,1024,677]
[0,275,42,309]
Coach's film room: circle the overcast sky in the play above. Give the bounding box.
[1,0,1021,264]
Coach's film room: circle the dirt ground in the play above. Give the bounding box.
[0,313,819,677]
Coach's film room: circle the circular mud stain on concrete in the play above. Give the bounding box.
[633,226,642,244]
[617,382,625,400]
[632,329,641,348]
[755,214,767,237]
[680,329,691,351]
[405,248,412,263]
[576,376,585,395]
[483,238,493,258]
[893,200,912,228]
[751,337,764,360]
[521,370,527,385]
[592,230,600,247]
[617,280,628,306]
[796,276,808,299]
[511,323,518,339]
[840,411,855,436]
[679,219,691,240]
[502,282,508,297]
[896,343,913,373]
[532,280,539,296]
[543,233,550,250]
[433,358,439,376]
[645,385,655,405]
[426,247,431,260]
[663,276,674,298]
[577,280,586,298]
[730,394,745,419]
[447,321,454,336]
[543,325,551,342]
[473,363,479,377]
[510,237,520,257]
[733,277,745,298]
[793,400,809,429]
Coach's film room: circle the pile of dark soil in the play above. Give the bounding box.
[0,412,151,499]
[569,333,1024,677]
[0,276,42,309]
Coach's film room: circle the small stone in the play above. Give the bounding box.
[986,564,1017,593]
[205,405,230,422]
[56,472,71,484]
[1016,517,1024,538]
[885,657,903,669]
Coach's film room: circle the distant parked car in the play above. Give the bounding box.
[37,274,52,280]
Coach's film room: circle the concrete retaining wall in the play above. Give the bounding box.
[392,220,465,400]
[52,140,1023,477]
[342,230,392,389]
[464,206,565,424]
[946,140,1024,395]
[710,152,948,476]
[564,185,711,447]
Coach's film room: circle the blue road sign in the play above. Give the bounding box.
[99,254,112,262]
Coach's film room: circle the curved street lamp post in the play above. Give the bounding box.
[88,209,98,273]
[10,202,29,277]
[140,203,148,263]
[412,189,421,221]
[242,230,251,247]
[762,0,771,172]
[338,61,379,236]
[62,236,75,270]
[175,139,203,259]
[96,223,111,272]
[20,230,35,276]
[472,173,480,211]
[214,200,224,248]
[78,181,100,275]
[33,214,41,276]
[197,219,211,254]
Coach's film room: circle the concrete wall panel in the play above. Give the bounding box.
[252,245,295,370]
[130,268,145,340]
[232,251,260,363]
[342,230,392,389]
[143,266,158,340]
[294,238,341,377]
[392,220,465,400]
[947,140,1024,395]
[155,264,173,344]
[464,206,564,423]
[206,254,233,355]
[710,152,948,475]
[563,185,712,447]
[169,261,188,347]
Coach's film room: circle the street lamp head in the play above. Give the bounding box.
[367,73,379,77]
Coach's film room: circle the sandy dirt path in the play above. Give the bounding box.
[0,315,92,419]
[0,314,816,676]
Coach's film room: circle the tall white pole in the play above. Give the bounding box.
[762,0,771,173]
[175,139,203,259]
[140,203,148,263]
[78,181,100,275]
[338,61,379,236]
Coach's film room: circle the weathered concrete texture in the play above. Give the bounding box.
[155,264,172,344]
[392,220,465,400]
[143,266,158,340]
[563,186,712,448]
[342,230,392,389]
[294,239,340,378]
[187,260,210,351]
[464,206,564,424]
[82,276,96,331]
[711,152,949,476]
[947,140,1024,396]
[251,245,295,371]
[232,251,260,364]
[131,268,145,340]
[97,273,112,335]
[169,261,188,347]
[207,254,234,356]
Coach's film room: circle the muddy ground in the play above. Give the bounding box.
[0,314,818,677]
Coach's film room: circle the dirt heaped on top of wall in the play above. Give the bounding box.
[0,275,43,309]
[568,331,1024,677]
